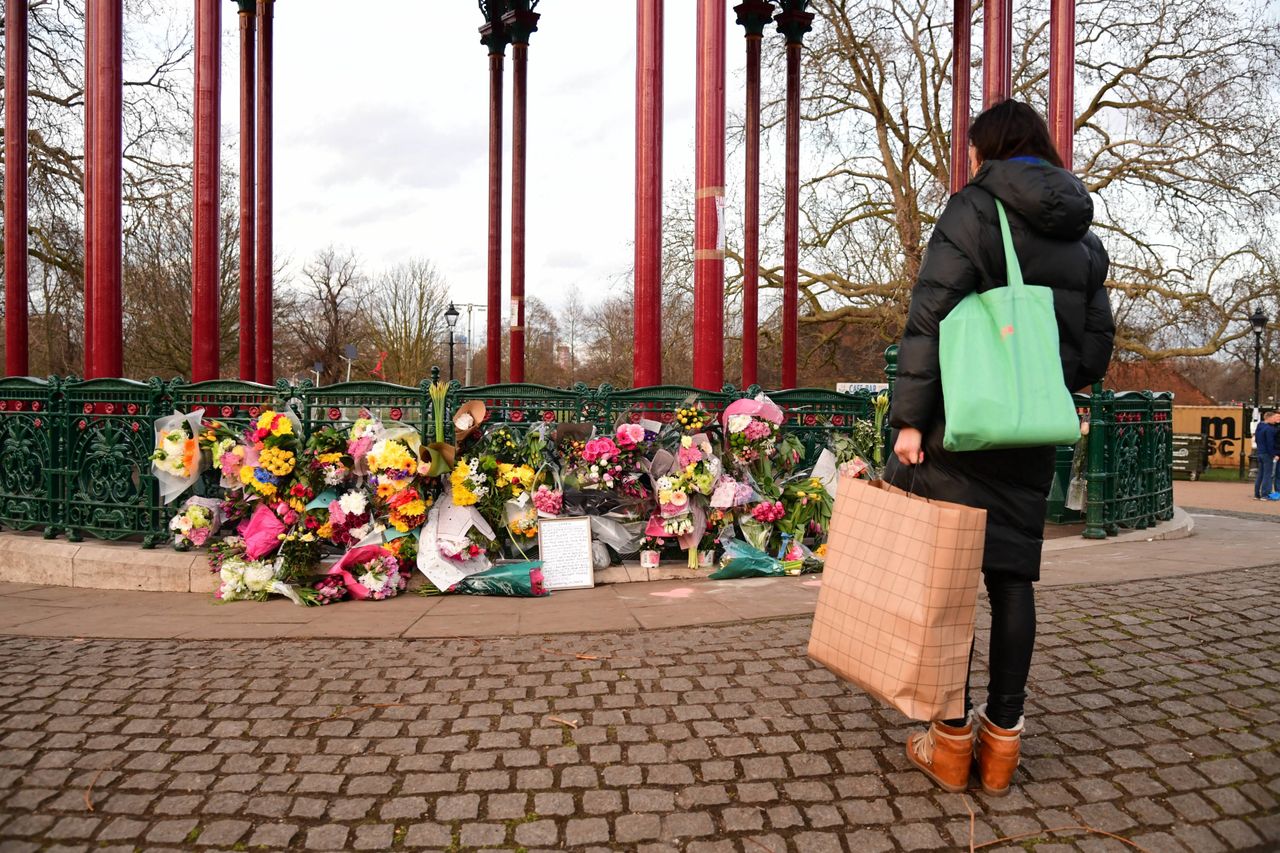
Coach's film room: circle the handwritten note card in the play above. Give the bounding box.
[537,517,595,591]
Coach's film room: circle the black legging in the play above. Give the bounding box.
[944,574,1036,730]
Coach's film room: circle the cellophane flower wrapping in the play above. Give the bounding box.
[450,561,548,597]
[709,538,788,580]
[169,496,222,550]
[151,409,206,504]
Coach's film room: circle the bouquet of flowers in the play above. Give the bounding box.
[611,420,659,500]
[450,458,492,509]
[347,416,385,473]
[779,474,834,543]
[386,486,430,533]
[723,395,785,473]
[740,498,785,553]
[319,488,377,547]
[325,545,408,601]
[236,410,302,502]
[151,409,205,503]
[169,497,221,550]
[312,574,349,605]
[531,484,563,518]
[673,401,716,436]
[830,391,891,479]
[216,556,312,606]
[366,428,420,499]
[305,426,355,489]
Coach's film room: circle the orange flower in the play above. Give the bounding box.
[182,439,198,474]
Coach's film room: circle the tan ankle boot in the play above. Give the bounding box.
[975,704,1023,796]
[906,718,974,793]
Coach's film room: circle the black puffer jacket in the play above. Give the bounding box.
[885,159,1115,580]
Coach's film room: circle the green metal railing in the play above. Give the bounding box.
[0,354,1173,548]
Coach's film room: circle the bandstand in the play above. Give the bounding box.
[2,0,1081,389]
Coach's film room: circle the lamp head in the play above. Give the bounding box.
[1250,306,1269,336]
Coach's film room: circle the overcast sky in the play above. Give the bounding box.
[229,1,750,331]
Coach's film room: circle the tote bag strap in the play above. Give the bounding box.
[994,199,1024,289]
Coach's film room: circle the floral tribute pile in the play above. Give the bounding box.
[155,389,886,605]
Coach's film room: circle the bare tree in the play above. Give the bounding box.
[737,0,1280,370]
[287,247,365,384]
[362,258,449,386]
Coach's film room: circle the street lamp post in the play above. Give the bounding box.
[445,302,461,382]
[1250,306,1268,412]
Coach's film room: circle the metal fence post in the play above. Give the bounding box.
[1083,382,1109,539]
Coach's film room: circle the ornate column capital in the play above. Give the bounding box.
[479,0,512,55]
[774,0,814,45]
[503,0,540,45]
[235,0,256,15]
[734,0,775,37]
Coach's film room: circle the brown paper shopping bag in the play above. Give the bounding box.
[808,475,987,721]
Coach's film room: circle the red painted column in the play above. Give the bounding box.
[480,10,509,386]
[504,4,539,386]
[735,1,773,390]
[192,0,222,382]
[5,0,30,376]
[776,3,813,390]
[950,0,972,194]
[633,0,663,388]
[693,0,726,392]
[254,0,274,384]
[1048,0,1075,168]
[237,1,257,380]
[83,5,97,377]
[89,0,124,378]
[983,0,1012,107]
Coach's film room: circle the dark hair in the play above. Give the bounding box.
[968,99,1064,169]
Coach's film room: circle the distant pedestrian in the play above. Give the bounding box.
[1254,410,1280,501]
[885,100,1115,796]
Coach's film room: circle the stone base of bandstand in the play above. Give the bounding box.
[0,507,1195,595]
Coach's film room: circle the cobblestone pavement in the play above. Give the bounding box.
[0,567,1277,853]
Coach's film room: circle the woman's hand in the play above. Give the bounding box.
[894,427,925,466]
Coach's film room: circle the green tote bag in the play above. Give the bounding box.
[939,199,1081,452]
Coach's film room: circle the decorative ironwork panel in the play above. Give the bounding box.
[0,377,62,535]
[299,380,430,440]
[1109,392,1153,530]
[1151,393,1174,520]
[57,378,167,546]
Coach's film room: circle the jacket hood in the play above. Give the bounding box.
[971,159,1094,241]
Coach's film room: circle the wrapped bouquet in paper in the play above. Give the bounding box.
[449,561,548,597]
[709,538,789,580]
[324,544,408,601]
[151,409,205,504]
[416,494,499,592]
[239,503,289,561]
[169,496,222,550]
[421,382,457,477]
